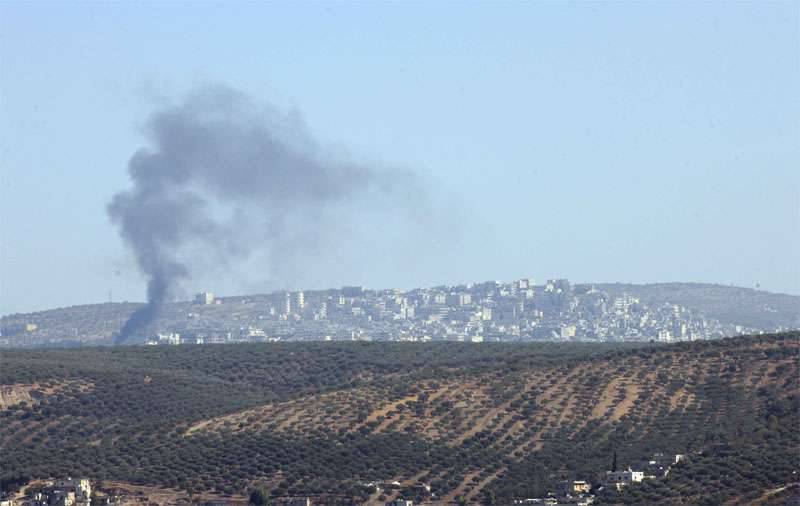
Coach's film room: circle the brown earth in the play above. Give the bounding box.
[180,338,798,501]
[0,380,94,409]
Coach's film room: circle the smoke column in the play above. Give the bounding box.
[109,85,415,343]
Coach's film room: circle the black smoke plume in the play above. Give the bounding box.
[109,85,415,343]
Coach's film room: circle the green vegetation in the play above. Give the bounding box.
[1,333,797,505]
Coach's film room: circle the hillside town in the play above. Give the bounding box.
[142,279,762,346]
[3,279,789,348]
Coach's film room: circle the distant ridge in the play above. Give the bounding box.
[1,282,798,347]
[591,282,800,328]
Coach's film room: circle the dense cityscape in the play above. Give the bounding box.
[4,279,796,349]
[141,279,765,346]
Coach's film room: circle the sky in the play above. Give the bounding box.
[1,1,798,315]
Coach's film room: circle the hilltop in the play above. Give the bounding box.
[1,281,798,348]
[1,332,798,504]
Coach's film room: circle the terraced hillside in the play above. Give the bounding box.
[1,333,798,505]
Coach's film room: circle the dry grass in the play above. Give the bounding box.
[0,380,94,409]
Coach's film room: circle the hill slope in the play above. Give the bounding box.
[1,332,798,504]
[593,282,800,329]
[2,282,798,347]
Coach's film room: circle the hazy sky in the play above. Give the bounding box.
[1,1,798,315]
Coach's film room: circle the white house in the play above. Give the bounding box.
[605,468,645,490]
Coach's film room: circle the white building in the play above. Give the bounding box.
[154,333,181,345]
[283,292,292,315]
[293,291,305,310]
[605,468,645,490]
[447,293,472,306]
[194,292,214,305]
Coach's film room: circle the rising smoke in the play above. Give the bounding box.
[109,85,417,343]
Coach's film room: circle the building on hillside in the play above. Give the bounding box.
[605,468,645,490]
[241,326,268,342]
[641,453,686,477]
[293,291,305,310]
[648,453,685,466]
[558,480,591,496]
[157,333,181,345]
[560,325,577,339]
[447,293,472,306]
[194,292,214,305]
[32,478,91,506]
[282,292,292,315]
[0,322,38,336]
[341,286,364,297]
[144,333,181,346]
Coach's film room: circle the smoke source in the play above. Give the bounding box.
[109,85,416,343]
